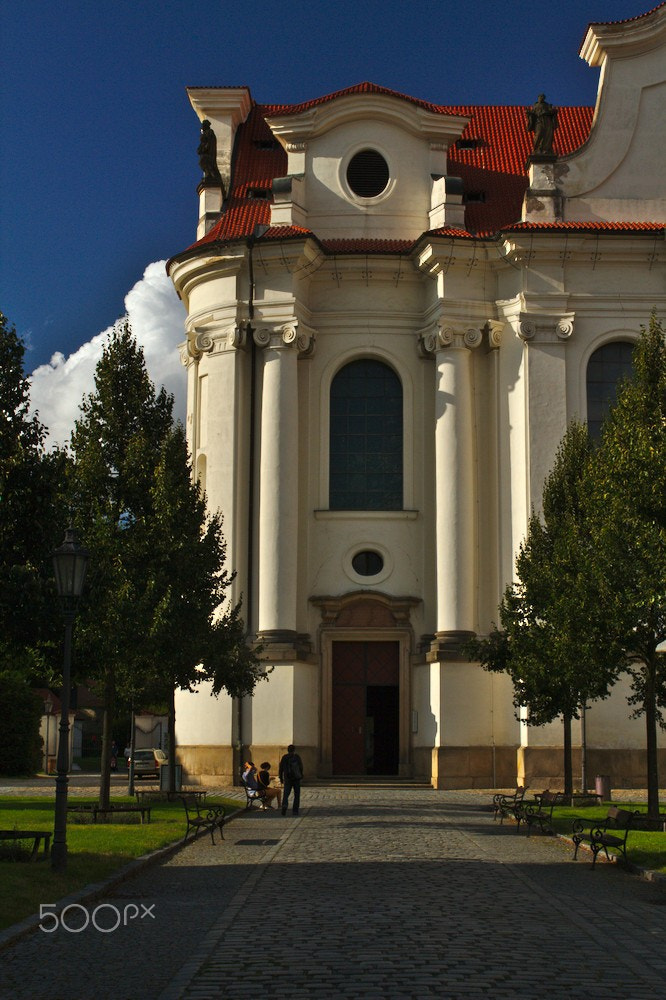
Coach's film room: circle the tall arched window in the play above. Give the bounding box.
[586,341,634,440]
[329,359,403,510]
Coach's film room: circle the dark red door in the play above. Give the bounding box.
[332,641,399,775]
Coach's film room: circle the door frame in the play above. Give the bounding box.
[320,628,412,777]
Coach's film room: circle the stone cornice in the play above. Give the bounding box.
[266,93,469,147]
[169,249,245,308]
[415,239,488,277]
[497,231,665,269]
[310,590,420,627]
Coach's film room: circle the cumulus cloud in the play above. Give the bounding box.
[30,262,186,448]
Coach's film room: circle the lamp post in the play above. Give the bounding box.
[51,527,89,871]
[43,695,54,773]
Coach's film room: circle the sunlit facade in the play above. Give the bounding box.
[168,5,665,788]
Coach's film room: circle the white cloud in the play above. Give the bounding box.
[30,262,187,448]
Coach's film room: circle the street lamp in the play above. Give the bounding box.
[43,695,54,773]
[51,527,89,871]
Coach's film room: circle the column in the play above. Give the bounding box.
[433,324,482,648]
[255,322,300,640]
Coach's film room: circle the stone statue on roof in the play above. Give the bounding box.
[526,94,558,155]
[197,119,223,184]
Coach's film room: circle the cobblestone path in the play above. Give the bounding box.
[0,788,664,999]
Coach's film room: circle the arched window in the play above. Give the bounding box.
[586,341,634,440]
[329,359,403,510]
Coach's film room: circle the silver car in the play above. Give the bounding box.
[129,748,167,778]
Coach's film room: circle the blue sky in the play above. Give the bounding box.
[0,0,646,424]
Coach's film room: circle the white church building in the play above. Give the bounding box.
[167,4,665,788]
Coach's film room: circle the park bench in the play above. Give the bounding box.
[67,802,152,824]
[572,805,637,867]
[240,772,268,810]
[181,794,225,844]
[492,786,527,825]
[0,829,51,860]
[523,790,566,836]
[135,788,207,806]
[625,811,666,833]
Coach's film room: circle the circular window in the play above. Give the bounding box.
[346,149,389,198]
[351,550,384,577]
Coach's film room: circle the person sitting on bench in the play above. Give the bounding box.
[242,762,268,808]
[257,762,282,811]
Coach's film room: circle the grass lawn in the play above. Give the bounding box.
[0,795,241,933]
[550,802,666,874]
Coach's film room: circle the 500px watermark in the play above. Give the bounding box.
[39,902,156,933]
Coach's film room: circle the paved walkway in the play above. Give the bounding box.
[1,787,665,999]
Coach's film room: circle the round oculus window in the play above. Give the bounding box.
[346,149,389,198]
[351,550,384,577]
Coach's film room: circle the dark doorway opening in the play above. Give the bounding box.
[332,641,399,775]
[366,684,399,774]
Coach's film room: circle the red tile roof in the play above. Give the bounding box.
[502,221,665,232]
[168,88,616,266]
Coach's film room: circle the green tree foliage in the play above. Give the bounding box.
[0,312,67,679]
[143,425,264,788]
[585,315,666,816]
[67,320,262,800]
[469,420,620,794]
[0,312,68,775]
[0,672,43,775]
[67,319,175,804]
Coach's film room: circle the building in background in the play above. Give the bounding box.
[168,4,665,788]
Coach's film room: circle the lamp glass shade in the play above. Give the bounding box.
[53,528,89,599]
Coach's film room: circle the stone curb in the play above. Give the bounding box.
[0,804,245,955]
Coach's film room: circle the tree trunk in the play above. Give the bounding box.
[98,668,115,809]
[562,713,573,797]
[168,684,176,795]
[644,660,660,819]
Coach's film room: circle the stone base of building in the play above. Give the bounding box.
[428,745,518,789]
[517,746,666,791]
[177,744,318,786]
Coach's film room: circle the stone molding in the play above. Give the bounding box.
[426,630,476,662]
[311,591,420,628]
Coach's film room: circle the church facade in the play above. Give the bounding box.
[168,5,665,788]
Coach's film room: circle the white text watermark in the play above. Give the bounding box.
[39,902,156,933]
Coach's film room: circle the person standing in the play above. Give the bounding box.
[279,744,304,816]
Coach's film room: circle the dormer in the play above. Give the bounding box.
[264,84,470,240]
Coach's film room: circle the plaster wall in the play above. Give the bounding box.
[175,680,234,745]
[304,120,432,239]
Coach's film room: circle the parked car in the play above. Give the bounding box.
[128,748,167,778]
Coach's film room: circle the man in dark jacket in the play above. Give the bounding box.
[278,744,304,816]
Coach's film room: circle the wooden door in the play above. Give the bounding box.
[331,641,399,775]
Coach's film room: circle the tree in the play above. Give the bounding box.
[140,424,264,791]
[0,312,67,775]
[0,311,67,679]
[468,420,620,794]
[585,316,666,817]
[67,319,174,806]
[67,319,263,802]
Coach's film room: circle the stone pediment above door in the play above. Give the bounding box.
[311,591,420,628]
